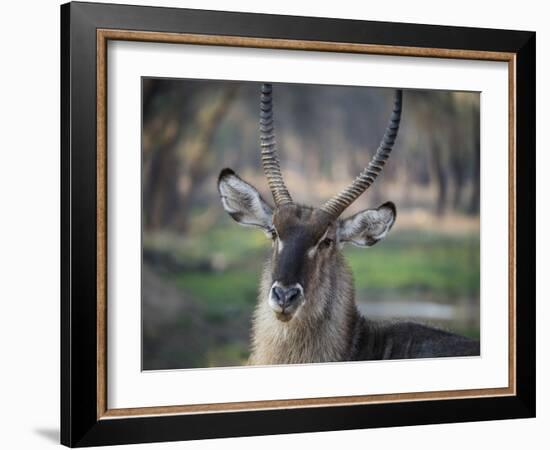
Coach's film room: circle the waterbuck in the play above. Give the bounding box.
[217,84,480,365]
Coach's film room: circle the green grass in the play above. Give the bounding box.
[173,269,260,311]
[206,343,249,367]
[163,218,266,313]
[346,230,480,299]
[145,220,268,268]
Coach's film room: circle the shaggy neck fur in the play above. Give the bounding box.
[249,251,360,365]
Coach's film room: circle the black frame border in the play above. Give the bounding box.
[61,2,535,447]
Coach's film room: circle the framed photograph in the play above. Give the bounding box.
[60,2,535,447]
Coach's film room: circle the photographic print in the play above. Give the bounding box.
[141,79,481,370]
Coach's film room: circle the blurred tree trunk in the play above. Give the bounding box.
[143,85,238,231]
[170,86,238,231]
[468,104,481,214]
[143,111,183,231]
[450,140,466,210]
[431,141,447,216]
[146,139,181,230]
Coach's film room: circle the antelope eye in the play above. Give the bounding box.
[319,238,333,249]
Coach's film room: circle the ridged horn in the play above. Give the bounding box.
[260,83,293,207]
[320,89,403,218]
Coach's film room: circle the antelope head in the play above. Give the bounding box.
[218,84,402,322]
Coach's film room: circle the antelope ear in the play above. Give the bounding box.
[217,168,273,231]
[338,202,396,247]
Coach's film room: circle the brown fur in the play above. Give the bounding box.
[249,205,360,365]
[249,252,358,365]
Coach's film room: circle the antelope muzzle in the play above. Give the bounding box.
[268,281,304,322]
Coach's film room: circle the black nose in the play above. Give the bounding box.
[272,286,301,308]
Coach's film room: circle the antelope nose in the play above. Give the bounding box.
[272,286,301,308]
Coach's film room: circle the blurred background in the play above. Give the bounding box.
[141,78,480,370]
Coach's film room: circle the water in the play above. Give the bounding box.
[357,299,478,328]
